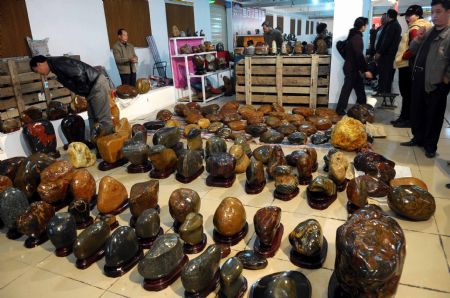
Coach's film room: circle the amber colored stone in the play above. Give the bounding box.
[156,109,173,121]
[0,175,13,193]
[136,78,151,94]
[296,152,313,180]
[97,176,128,214]
[390,177,428,191]
[67,142,96,168]
[388,185,435,221]
[228,120,246,131]
[198,118,210,129]
[213,197,246,236]
[221,112,242,124]
[229,145,250,174]
[335,205,405,297]
[266,116,282,128]
[109,94,120,127]
[96,133,128,163]
[257,105,273,115]
[298,123,317,136]
[347,104,374,124]
[184,124,200,137]
[254,206,281,246]
[116,85,138,99]
[148,145,177,172]
[17,201,55,238]
[114,118,132,139]
[220,101,240,113]
[354,151,396,183]
[37,179,70,204]
[315,117,332,130]
[70,95,88,114]
[129,180,159,218]
[38,160,74,204]
[292,107,313,117]
[331,116,368,151]
[40,160,74,183]
[315,107,337,118]
[186,112,203,125]
[174,103,188,117]
[286,114,305,124]
[247,114,265,125]
[205,113,223,122]
[70,169,96,202]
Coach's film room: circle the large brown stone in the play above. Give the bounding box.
[274,165,299,195]
[70,169,96,202]
[169,188,201,223]
[129,180,159,218]
[17,201,55,238]
[335,205,405,297]
[97,176,128,214]
[213,197,246,236]
[388,185,435,221]
[354,151,396,183]
[254,206,281,246]
[96,133,128,163]
[38,160,75,203]
[114,118,132,139]
[228,120,246,131]
[148,145,177,172]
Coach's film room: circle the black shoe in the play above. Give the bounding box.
[393,120,411,128]
[446,183,450,189]
[400,140,419,147]
[425,151,436,158]
[390,118,402,125]
[336,110,346,116]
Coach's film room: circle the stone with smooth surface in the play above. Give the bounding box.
[259,130,284,144]
[70,169,96,202]
[73,220,111,260]
[61,114,86,145]
[105,226,139,267]
[169,188,201,223]
[250,271,311,298]
[388,185,435,221]
[68,200,91,226]
[22,120,58,155]
[205,136,227,158]
[229,145,250,173]
[129,180,159,218]
[354,151,396,183]
[97,133,128,164]
[287,131,307,145]
[289,219,323,256]
[135,208,160,239]
[176,150,204,180]
[148,145,177,172]
[253,146,272,164]
[122,134,150,166]
[273,166,298,195]
[206,152,236,179]
[38,160,74,204]
[266,145,286,179]
[47,212,77,249]
[220,257,246,298]
[213,197,246,237]
[254,206,282,246]
[179,212,204,245]
[0,175,13,193]
[153,126,180,148]
[0,157,26,180]
[17,201,55,238]
[14,159,40,199]
[97,176,128,214]
[246,157,266,188]
[329,152,348,185]
[235,250,268,270]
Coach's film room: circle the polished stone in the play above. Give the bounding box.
[135,208,160,239]
[179,212,204,245]
[213,197,246,237]
[70,169,96,202]
[169,188,201,224]
[129,180,159,218]
[105,226,139,267]
[0,187,29,229]
[97,176,128,214]
[73,220,110,260]
[235,250,268,270]
[17,201,55,238]
[388,185,436,221]
[289,219,323,256]
[254,206,282,246]
[46,213,77,249]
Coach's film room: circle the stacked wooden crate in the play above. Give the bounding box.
[0,55,79,121]
[235,55,331,108]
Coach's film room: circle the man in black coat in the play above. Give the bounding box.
[335,17,373,115]
[375,9,402,94]
[30,55,113,135]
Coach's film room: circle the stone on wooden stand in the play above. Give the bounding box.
[289,219,328,269]
[17,201,55,249]
[138,234,189,291]
[235,250,268,270]
[134,208,163,249]
[273,165,300,201]
[74,221,111,270]
[129,205,160,227]
[206,152,236,188]
[69,200,94,230]
[213,223,248,246]
[98,158,128,171]
[306,176,338,210]
[253,206,283,258]
[169,188,201,231]
[328,151,349,193]
[219,257,248,298]
[148,145,177,179]
[97,129,130,171]
[175,149,205,184]
[22,119,60,158]
[129,179,160,226]
[47,213,77,257]
[254,225,284,258]
[0,187,29,240]
[97,176,129,216]
[249,271,312,298]
[103,226,144,278]
[122,131,152,174]
[94,214,119,231]
[245,157,266,195]
[213,197,248,246]
[179,212,207,254]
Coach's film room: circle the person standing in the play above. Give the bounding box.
[113,28,138,86]
[30,55,113,135]
[392,5,432,128]
[400,0,450,158]
[335,17,373,116]
[262,21,283,50]
[368,24,378,57]
[374,9,402,94]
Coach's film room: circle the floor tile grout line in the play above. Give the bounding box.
[398,282,450,294]
[437,234,450,274]
[0,265,31,290]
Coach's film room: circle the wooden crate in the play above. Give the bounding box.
[235,55,331,108]
[0,55,79,121]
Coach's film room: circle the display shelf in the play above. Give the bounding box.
[172,51,217,58]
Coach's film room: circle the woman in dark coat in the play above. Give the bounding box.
[335,17,373,115]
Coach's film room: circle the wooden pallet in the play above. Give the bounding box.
[0,56,79,121]
[235,55,330,108]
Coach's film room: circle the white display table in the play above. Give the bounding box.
[0,86,175,159]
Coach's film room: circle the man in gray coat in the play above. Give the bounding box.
[113,28,138,86]
[401,0,450,158]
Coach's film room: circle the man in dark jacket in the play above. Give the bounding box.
[262,21,283,50]
[374,9,402,94]
[30,55,113,135]
[335,17,373,116]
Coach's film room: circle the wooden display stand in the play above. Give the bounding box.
[235,55,331,107]
[0,56,80,121]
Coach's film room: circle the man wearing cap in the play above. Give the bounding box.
[400,0,450,158]
[392,5,432,128]
[262,21,283,50]
[374,9,402,94]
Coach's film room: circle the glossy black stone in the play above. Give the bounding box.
[61,114,87,145]
[105,226,140,267]
[0,187,29,230]
[47,213,77,249]
[235,250,268,270]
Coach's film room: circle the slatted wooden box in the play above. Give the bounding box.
[0,55,79,121]
[235,55,331,108]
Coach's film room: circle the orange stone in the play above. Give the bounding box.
[96,133,128,163]
[97,176,128,214]
[71,169,96,202]
[228,120,247,131]
[213,197,246,236]
[115,118,131,139]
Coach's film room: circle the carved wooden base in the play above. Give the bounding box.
[99,199,129,216]
[245,181,266,194]
[98,158,128,171]
[6,228,22,240]
[129,205,161,228]
[219,277,248,298]
[346,202,361,214]
[298,175,313,185]
[306,190,338,210]
[76,246,106,269]
[206,174,236,188]
[213,222,248,246]
[103,248,144,278]
[138,227,164,249]
[24,233,49,248]
[176,166,205,184]
[254,224,284,258]
[184,271,220,298]
[274,187,299,201]
[335,179,348,192]
[290,237,328,269]
[127,161,152,174]
[327,272,351,298]
[142,255,189,291]
[149,166,176,179]
[55,245,73,257]
[184,233,207,254]
[76,216,94,230]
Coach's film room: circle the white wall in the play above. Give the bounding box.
[25,0,121,85]
[193,0,212,40]
[328,0,372,106]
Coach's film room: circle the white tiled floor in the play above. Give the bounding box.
[0,96,449,298]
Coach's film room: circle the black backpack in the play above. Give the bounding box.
[336,39,347,59]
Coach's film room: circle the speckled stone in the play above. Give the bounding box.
[388,185,436,221]
[17,201,55,238]
[289,219,324,256]
[169,188,201,223]
[0,187,29,229]
[129,180,159,218]
[47,213,77,249]
[105,226,139,267]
